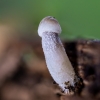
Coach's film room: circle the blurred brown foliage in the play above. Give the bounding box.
[0,26,100,100]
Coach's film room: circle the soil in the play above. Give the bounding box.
[0,39,100,100]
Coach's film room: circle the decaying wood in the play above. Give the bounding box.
[63,40,100,100]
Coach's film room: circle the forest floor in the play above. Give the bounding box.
[0,39,100,100]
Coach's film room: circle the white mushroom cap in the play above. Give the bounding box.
[38,16,62,37]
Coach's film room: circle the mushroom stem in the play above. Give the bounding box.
[38,16,79,94]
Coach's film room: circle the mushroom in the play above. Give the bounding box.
[38,16,79,94]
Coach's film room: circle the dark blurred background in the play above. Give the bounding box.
[0,1,100,100]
